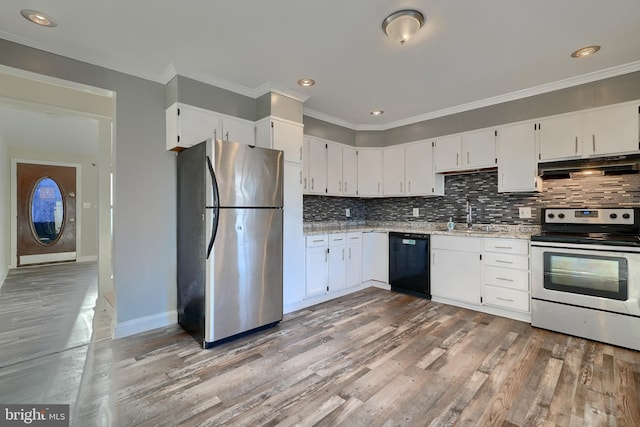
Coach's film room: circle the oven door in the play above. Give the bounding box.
[531,242,640,316]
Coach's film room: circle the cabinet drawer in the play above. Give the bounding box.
[482,266,529,291]
[306,235,328,247]
[483,252,528,270]
[431,234,482,252]
[346,232,362,242]
[483,286,529,312]
[329,233,346,246]
[483,238,528,255]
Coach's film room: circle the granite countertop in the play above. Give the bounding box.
[303,220,540,240]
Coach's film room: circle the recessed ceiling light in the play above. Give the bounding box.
[21,9,57,27]
[369,109,384,116]
[297,78,315,87]
[570,45,601,58]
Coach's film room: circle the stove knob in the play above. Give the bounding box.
[558,213,565,219]
[610,213,618,219]
[547,213,555,219]
[623,213,631,219]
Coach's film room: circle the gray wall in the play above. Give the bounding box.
[0,39,176,331]
[0,133,7,284]
[303,116,356,146]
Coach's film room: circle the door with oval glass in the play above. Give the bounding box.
[17,163,77,266]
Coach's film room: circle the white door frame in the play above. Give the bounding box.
[10,159,82,268]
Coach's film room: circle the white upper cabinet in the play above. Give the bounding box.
[461,129,497,169]
[382,145,406,196]
[433,130,495,172]
[433,135,462,172]
[405,140,443,196]
[357,148,383,197]
[166,102,220,150]
[326,142,344,196]
[303,136,327,195]
[537,102,639,161]
[496,121,540,193]
[166,102,256,151]
[538,113,582,161]
[256,117,303,163]
[342,146,358,196]
[582,103,639,157]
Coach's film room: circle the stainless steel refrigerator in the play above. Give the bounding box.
[177,138,284,348]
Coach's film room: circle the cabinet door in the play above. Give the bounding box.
[538,114,582,161]
[362,232,388,282]
[430,248,481,304]
[283,163,305,306]
[461,129,496,168]
[405,140,439,195]
[220,116,255,146]
[496,122,539,193]
[433,135,462,172]
[326,143,344,196]
[357,149,383,196]
[168,103,221,150]
[306,242,328,298]
[328,234,347,291]
[342,146,358,196]
[307,138,327,194]
[383,145,405,196]
[583,103,639,156]
[346,233,362,287]
[272,119,303,163]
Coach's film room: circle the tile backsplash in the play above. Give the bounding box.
[303,171,640,225]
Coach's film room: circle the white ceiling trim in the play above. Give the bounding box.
[253,82,310,103]
[308,61,640,131]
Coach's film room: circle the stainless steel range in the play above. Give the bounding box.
[531,207,640,351]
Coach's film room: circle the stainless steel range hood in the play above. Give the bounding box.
[538,154,640,179]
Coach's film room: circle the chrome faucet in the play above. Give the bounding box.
[466,201,473,229]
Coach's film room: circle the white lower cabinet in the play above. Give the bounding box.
[305,232,364,299]
[305,235,329,298]
[430,235,482,305]
[481,238,530,314]
[328,234,347,292]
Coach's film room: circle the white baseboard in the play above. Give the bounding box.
[368,280,391,291]
[283,282,375,315]
[77,255,98,263]
[0,267,8,290]
[114,310,178,338]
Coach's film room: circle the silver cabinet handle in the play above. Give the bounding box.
[467,151,470,164]
[344,181,347,192]
[377,182,380,193]
[575,136,578,153]
[496,259,514,264]
[304,177,307,190]
[408,181,411,192]
[348,248,352,259]
[342,249,345,260]
[299,146,303,161]
[214,129,217,140]
[325,248,328,262]
[400,181,403,193]
[592,134,596,152]
[456,152,459,165]
[494,246,512,249]
[338,181,341,192]
[299,170,302,185]
[496,277,514,282]
[225,131,229,141]
[497,297,515,302]
[69,218,75,222]
[311,178,314,190]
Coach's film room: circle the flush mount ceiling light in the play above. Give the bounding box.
[369,109,384,116]
[297,78,315,87]
[382,9,425,45]
[571,45,601,58]
[21,9,57,27]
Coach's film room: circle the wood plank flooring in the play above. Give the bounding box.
[64,288,640,427]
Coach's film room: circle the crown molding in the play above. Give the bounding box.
[304,61,640,131]
[253,82,310,103]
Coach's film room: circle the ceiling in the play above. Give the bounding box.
[0,1,639,130]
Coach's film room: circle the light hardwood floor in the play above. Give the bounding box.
[2,264,640,426]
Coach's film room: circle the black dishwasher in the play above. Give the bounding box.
[388,232,431,299]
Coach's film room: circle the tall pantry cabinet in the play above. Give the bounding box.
[256,117,306,310]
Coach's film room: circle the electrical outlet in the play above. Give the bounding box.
[413,208,420,217]
[345,208,351,217]
[519,207,532,219]
[83,202,91,209]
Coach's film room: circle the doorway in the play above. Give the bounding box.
[16,162,78,266]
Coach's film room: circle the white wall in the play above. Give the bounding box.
[0,133,8,285]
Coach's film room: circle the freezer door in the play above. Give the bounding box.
[205,207,283,343]
[210,139,283,208]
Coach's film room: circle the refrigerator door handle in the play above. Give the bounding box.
[206,156,220,259]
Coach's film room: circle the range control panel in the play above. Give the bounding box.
[543,208,636,225]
